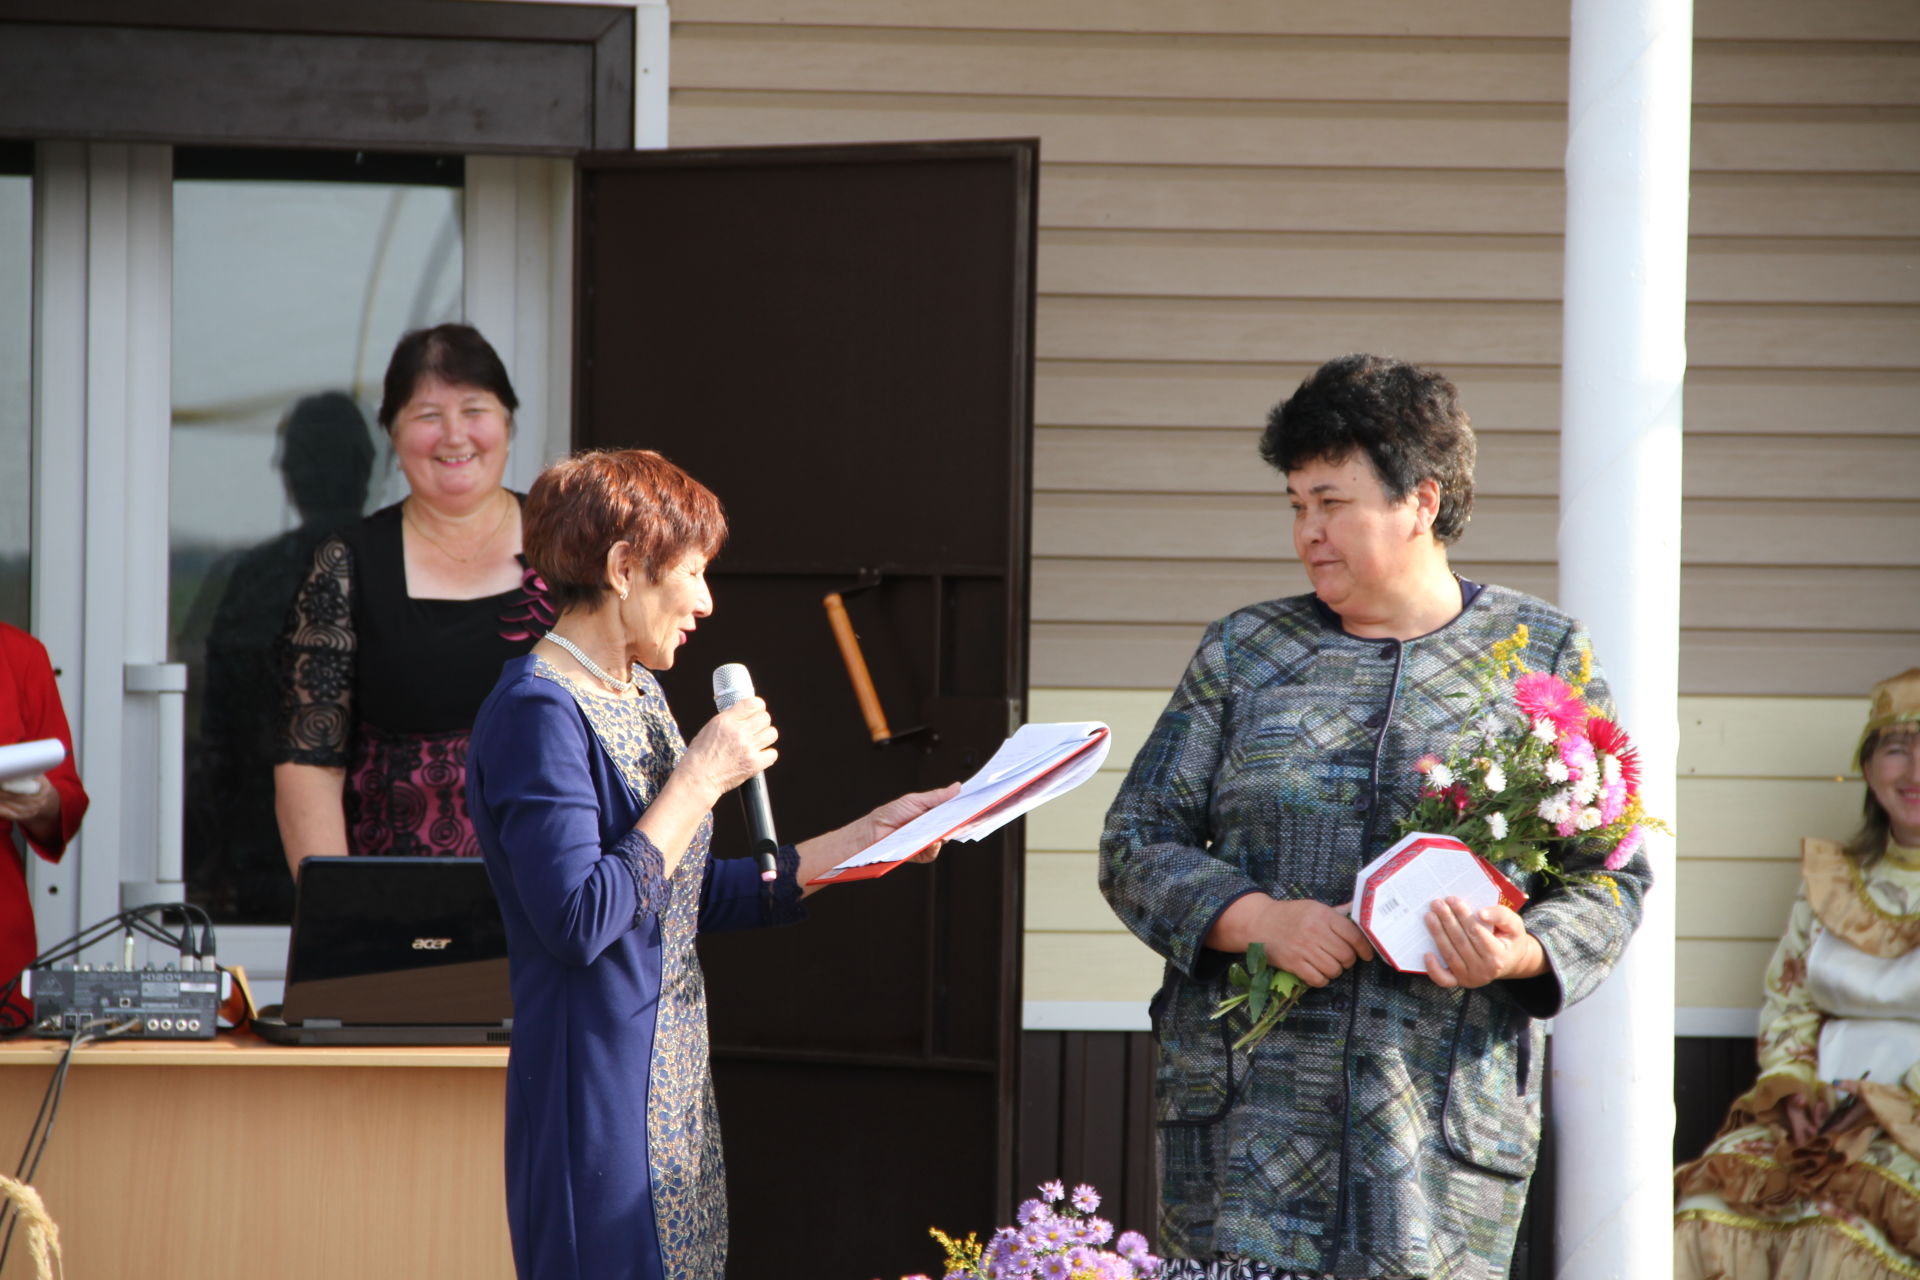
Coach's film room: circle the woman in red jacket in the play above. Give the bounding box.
[0,622,89,1025]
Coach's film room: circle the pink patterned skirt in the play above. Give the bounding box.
[343,722,481,858]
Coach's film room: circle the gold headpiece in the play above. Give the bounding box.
[1857,667,1920,770]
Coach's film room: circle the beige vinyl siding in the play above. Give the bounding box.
[673,2,1920,698]
[669,3,1918,1022]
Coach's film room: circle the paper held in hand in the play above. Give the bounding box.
[0,738,64,793]
[1352,832,1527,974]
[810,721,1111,884]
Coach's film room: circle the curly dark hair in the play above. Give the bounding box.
[1258,354,1477,544]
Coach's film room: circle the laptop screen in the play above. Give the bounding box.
[281,857,511,1028]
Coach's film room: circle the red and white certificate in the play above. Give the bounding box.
[1351,832,1527,973]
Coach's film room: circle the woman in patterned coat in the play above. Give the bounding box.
[1100,354,1653,1280]
[1675,667,1920,1280]
[467,449,954,1280]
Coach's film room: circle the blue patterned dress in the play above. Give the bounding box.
[468,654,804,1280]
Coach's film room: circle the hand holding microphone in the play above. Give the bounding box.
[710,664,780,882]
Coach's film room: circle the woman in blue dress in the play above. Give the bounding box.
[467,448,955,1280]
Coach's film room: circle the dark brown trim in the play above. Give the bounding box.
[0,2,633,153]
[0,0,626,43]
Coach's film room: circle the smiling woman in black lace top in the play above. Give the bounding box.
[271,324,552,872]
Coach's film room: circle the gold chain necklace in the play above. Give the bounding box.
[403,491,513,564]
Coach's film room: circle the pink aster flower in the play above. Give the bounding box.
[1514,672,1587,737]
[1040,1180,1066,1204]
[1606,825,1646,872]
[1598,779,1629,824]
[1071,1183,1101,1213]
[1558,734,1596,777]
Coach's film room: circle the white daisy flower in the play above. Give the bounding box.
[1572,777,1600,806]
[1537,793,1573,825]
[1486,812,1509,840]
[1545,759,1571,784]
[1428,763,1455,789]
[1532,718,1558,744]
[1602,754,1623,785]
[1475,713,1506,748]
[1576,807,1604,831]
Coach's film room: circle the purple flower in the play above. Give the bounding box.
[1071,1183,1101,1213]
[1083,1216,1114,1245]
[1039,1179,1066,1203]
[1067,1246,1099,1272]
[1016,1198,1048,1226]
[1040,1256,1071,1280]
[997,1247,1039,1278]
[1115,1231,1149,1260]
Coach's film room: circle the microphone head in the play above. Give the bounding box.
[712,663,755,710]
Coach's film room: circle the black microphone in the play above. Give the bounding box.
[711,663,779,883]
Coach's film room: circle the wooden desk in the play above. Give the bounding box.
[0,1031,513,1280]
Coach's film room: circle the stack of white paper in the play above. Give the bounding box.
[814,721,1111,880]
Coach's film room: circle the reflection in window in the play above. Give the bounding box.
[171,153,462,923]
[0,158,31,629]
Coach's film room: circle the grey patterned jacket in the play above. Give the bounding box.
[1099,585,1652,1280]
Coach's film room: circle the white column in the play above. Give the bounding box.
[635,2,671,149]
[1552,0,1691,1277]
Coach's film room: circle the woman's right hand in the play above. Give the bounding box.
[1208,894,1375,987]
[676,696,778,805]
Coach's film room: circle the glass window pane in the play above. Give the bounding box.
[172,166,462,923]
[0,165,32,629]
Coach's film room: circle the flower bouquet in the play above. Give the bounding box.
[899,1180,1161,1280]
[1211,625,1665,1046]
[1396,624,1663,889]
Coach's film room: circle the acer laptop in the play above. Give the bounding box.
[253,857,513,1046]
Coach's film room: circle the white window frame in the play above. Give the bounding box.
[28,145,581,1004]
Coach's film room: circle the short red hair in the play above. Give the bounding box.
[523,449,727,612]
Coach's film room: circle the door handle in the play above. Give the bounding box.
[124,662,188,899]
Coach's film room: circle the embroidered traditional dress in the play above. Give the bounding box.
[467,655,804,1280]
[1100,585,1651,1280]
[1675,836,1920,1280]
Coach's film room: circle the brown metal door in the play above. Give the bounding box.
[574,139,1036,1279]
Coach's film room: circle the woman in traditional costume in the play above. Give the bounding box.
[1675,666,1920,1279]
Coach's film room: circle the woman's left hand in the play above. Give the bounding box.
[1422,897,1547,988]
[858,782,963,864]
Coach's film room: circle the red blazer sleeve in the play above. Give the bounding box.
[1,625,88,862]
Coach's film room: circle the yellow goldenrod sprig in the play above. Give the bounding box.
[1490,624,1531,680]
[930,1228,984,1277]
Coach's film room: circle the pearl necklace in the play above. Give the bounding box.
[542,630,635,693]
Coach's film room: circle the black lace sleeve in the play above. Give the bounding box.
[273,535,356,768]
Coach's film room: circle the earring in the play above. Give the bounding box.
[619,587,629,601]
